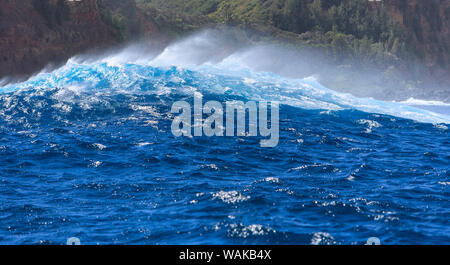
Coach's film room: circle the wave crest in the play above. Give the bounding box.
[1,31,449,124]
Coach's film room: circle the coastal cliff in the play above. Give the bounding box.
[385,0,449,83]
[0,0,136,79]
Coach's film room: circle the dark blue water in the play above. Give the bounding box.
[0,57,449,245]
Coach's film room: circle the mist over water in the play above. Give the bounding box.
[145,29,450,104]
[0,29,448,245]
[2,29,449,124]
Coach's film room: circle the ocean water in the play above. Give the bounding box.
[0,36,449,245]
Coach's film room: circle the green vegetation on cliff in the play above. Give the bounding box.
[125,0,448,97]
[137,0,408,66]
[98,0,127,41]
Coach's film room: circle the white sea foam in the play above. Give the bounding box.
[212,191,250,204]
[358,119,382,133]
[398,98,450,106]
[92,143,107,150]
[311,232,337,245]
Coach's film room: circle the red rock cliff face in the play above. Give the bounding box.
[384,0,449,84]
[0,0,118,79]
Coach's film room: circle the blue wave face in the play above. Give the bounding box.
[0,38,449,245]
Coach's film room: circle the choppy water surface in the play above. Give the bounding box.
[0,37,449,245]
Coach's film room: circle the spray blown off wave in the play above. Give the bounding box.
[0,31,449,244]
[2,30,449,124]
